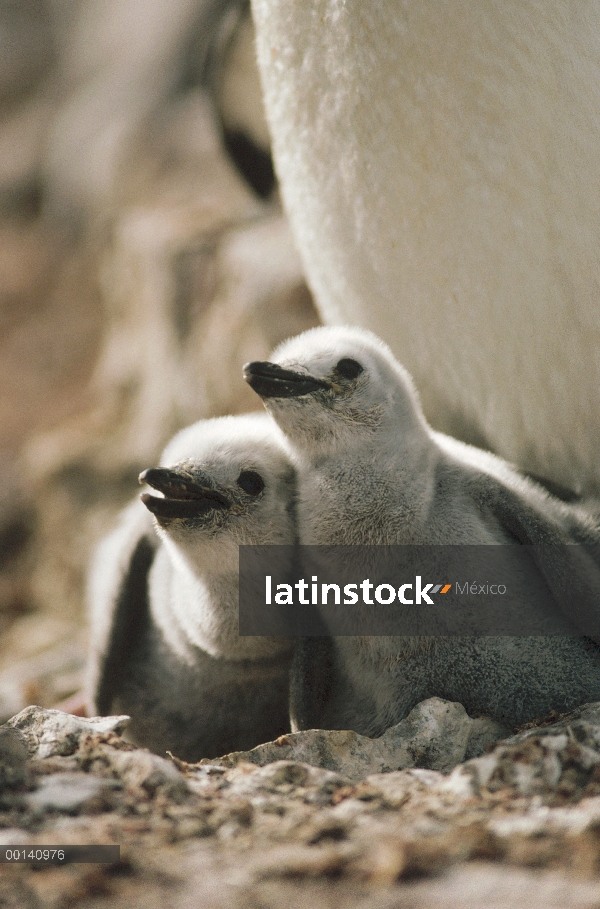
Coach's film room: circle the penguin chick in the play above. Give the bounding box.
[244,325,600,735]
[87,413,297,761]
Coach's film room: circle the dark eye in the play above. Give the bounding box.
[237,470,265,496]
[335,358,363,379]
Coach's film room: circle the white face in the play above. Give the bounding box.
[140,414,297,569]
[245,326,426,458]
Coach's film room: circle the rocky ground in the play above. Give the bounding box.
[3,698,600,907]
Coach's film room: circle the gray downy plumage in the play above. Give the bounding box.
[244,325,600,735]
[87,413,297,761]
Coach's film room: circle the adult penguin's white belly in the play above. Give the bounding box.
[251,0,600,496]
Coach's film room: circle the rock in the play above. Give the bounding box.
[106,748,189,800]
[222,760,350,802]
[362,767,445,807]
[444,712,600,804]
[5,706,129,759]
[508,701,600,745]
[382,697,509,771]
[202,698,509,782]
[0,726,28,790]
[465,715,511,760]
[25,772,121,815]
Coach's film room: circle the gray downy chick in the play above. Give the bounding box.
[87,413,296,761]
[244,325,600,735]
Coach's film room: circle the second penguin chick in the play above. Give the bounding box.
[245,326,600,735]
[87,413,296,761]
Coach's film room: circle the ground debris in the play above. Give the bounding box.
[3,703,600,906]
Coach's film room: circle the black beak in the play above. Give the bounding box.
[243,361,329,398]
[139,467,230,520]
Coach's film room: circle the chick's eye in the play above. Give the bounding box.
[335,358,363,379]
[237,470,265,495]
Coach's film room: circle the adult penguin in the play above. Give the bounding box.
[250,0,600,498]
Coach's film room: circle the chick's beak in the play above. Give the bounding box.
[243,361,328,398]
[139,467,230,521]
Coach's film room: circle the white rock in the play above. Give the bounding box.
[5,706,129,759]
[203,697,507,782]
[25,773,120,815]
